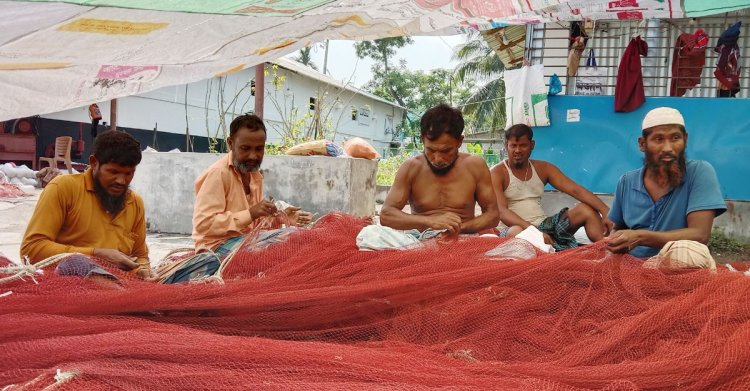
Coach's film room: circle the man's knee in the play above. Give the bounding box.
[570,203,597,220]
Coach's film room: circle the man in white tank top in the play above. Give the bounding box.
[489,124,613,251]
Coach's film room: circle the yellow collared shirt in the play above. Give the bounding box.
[20,168,149,265]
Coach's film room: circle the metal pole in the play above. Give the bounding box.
[449,71,453,106]
[254,63,265,120]
[109,99,117,130]
[322,40,330,75]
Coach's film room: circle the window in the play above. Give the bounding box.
[358,106,370,126]
[385,115,394,134]
[250,80,255,96]
[309,97,317,111]
[351,106,358,120]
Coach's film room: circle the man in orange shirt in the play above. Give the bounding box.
[192,114,312,255]
[21,130,152,280]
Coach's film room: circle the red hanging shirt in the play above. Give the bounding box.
[615,36,648,112]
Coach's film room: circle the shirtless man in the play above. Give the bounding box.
[380,104,500,234]
[490,124,613,250]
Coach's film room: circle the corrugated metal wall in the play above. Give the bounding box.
[532,15,750,97]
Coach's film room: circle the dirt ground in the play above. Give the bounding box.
[713,248,750,264]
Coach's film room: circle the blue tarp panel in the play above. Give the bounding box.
[532,95,750,200]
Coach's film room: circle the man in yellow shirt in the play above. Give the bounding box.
[21,130,152,279]
[192,114,312,255]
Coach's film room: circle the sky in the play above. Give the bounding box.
[283,35,467,88]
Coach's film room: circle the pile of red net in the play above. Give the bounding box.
[2,214,749,390]
[0,183,24,198]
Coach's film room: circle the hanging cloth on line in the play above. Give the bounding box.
[615,36,648,112]
[670,31,707,97]
[714,21,741,97]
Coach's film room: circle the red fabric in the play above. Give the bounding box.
[615,36,648,112]
[715,46,741,91]
[2,214,750,390]
[670,33,706,97]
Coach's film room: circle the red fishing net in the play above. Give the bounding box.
[1,214,749,390]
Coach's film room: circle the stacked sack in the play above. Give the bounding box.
[0,163,36,194]
[285,137,380,160]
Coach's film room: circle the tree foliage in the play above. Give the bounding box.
[363,63,474,139]
[354,37,414,107]
[453,29,506,133]
[294,46,318,71]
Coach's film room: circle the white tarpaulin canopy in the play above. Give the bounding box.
[0,0,744,121]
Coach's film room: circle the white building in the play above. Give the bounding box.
[39,57,406,157]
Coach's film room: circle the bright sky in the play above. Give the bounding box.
[283,35,467,88]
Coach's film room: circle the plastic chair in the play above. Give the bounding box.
[39,136,73,174]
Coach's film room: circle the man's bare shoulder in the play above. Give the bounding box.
[489,159,507,173]
[391,155,424,184]
[531,159,558,173]
[459,153,491,171]
[401,155,425,170]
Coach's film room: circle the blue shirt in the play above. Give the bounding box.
[608,160,726,258]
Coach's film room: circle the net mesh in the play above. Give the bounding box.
[2,213,750,390]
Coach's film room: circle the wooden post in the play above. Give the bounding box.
[254,63,265,119]
[109,99,117,130]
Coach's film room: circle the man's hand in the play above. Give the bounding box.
[136,266,156,280]
[606,230,640,253]
[249,200,278,220]
[426,212,462,235]
[542,233,554,245]
[284,206,313,226]
[93,248,139,271]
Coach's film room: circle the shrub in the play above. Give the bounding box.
[377,150,411,186]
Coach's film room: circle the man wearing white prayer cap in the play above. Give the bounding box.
[605,107,726,265]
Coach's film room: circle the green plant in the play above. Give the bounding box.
[377,150,411,186]
[467,142,483,155]
[708,228,748,254]
[265,143,284,155]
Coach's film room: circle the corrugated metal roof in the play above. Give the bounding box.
[270,57,406,110]
[482,25,526,70]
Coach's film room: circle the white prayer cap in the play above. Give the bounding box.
[642,107,685,130]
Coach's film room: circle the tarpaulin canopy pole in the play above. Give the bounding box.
[109,99,117,131]
[255,64,265,120]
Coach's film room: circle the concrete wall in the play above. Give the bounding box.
[130,152,377,234]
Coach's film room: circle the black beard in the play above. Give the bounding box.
[93,175,127,215]
[424,153,457,176]
[644,150,687,188]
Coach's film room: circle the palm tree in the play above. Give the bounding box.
[294,46,318,71]
[453,29,506,133]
